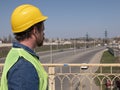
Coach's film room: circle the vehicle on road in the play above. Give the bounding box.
[80,63,88,70]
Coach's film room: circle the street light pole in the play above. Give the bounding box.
[74,39,76,54]
[50,39,53,63]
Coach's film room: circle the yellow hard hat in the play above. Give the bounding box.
[11,4,48,33]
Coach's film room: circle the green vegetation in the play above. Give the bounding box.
[95,50,120,89]
[100,51,117,63]
[96,50,119,74]
[35,44,72,52]
[0,47,11,58]
[0,44,73,58]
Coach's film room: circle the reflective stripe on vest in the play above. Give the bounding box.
[0,48,48,90]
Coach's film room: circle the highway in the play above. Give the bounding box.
[0,46,105,64]
[38,46,106,64]
[38,46,106,90]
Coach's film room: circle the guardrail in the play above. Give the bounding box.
[107,47,120,57]
[0,63,120,90]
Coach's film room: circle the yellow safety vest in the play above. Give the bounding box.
[0,48,48,90]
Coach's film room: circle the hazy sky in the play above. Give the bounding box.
[0,0,120,39]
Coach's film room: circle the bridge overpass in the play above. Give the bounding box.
[0,46,120,90]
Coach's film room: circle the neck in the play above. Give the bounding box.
[19,39,36,50]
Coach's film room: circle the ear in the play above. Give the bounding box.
[31,26,38,39]
[33,26,38,34]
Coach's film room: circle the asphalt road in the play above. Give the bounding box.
[0,46,105,64]
[38,46,106,90]
[39,46,106,64]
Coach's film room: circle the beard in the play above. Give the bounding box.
[37,37,44,47]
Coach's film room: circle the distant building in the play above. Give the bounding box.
[0,40,2,44]
[63,41,72,45]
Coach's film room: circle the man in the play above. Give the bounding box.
[1,4,48,90]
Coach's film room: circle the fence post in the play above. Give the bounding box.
[48,67,55,90]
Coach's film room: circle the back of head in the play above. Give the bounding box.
[11,4,48,33]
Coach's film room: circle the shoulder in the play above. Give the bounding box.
[7,57,39,89]
[8,57,38,77]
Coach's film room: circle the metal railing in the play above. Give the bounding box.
[0,63,120,90]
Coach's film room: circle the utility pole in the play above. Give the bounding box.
[86,32,89,48]
[104,29,108,45]
[86,32,89,41]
